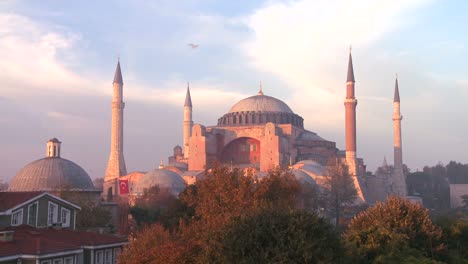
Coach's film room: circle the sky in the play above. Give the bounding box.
[1,0,467,182]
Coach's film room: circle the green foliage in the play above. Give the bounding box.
[130,185,188,231]
[344,196,445,263]
[214,210,343,264]
[76,203,112,229]
[434,210,468,262]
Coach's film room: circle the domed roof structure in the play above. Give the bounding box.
[229,94,294,114]
[9,138,95,192]
[217,89,304,128]
[133,168,186,196]
[9,157,95,191]
[291,169,317,186]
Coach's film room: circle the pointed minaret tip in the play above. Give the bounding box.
[382,156,388,167]
[113,60,123,85]
[184,82,192,107]
[258,81,264,95]
[394,74,400,102]
[347,47,355,83]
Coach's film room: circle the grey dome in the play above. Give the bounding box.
[134,169,186,195]
[291,169,317,185]
[9,157,94,191]
[229,95,293,114]
[297,131,326,141]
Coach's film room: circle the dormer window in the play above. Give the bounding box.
[48,202,58,225]
[11,209,23,226]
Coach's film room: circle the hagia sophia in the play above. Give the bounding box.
[5,50,408,206]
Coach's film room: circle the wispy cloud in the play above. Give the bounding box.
[242,0,431,129]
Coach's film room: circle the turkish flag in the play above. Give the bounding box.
[119,179,129,195]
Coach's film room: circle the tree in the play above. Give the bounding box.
[93,177,104,191]
[406,171,450,210]
[76,202,112,230]
[434,210,468,263]
[120,165,305,263]
[130,185,187,231]
[318,160,357,227]
[344,196,445,263]
[118,224,195,264]
[214,210,344,264]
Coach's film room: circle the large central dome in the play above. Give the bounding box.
[229,94,294,114]
[217,91,304,128]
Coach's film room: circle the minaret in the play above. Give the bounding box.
[104,60,127,191]
[392,76,406,196]
[344,48,364,202]
[183,82,193,158]
[344,49,358,176]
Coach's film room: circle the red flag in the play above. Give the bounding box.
[119,179,129,195]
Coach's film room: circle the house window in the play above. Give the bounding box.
[61,208,71,227]
[96,250,104,264]
[11,209,23,226]
[28,202,38,226]
[64,257,73,264]
[105,249,113,264]
[48,202,58,225]
[53,259,63,264]
[41,261,51,264]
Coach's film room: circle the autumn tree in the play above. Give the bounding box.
[318,160,357,227]
[119,165,304,263]
[118,224,195,264]
[344,196,445,263]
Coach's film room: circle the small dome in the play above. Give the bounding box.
[291,169,317,185]
[133,169,186,195]
[229,95,294,114]
[297,131,326,141]
[294,160,325,177]
[9,157,94,191]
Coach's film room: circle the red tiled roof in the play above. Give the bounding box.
[0,225,127,257]
[0,192,44,211]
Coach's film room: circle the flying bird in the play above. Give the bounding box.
[188,43,199,49]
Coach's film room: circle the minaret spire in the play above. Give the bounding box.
[394,74,400,102]
[347,46,355,83]
[392,75,406,196]
[185,82,192,107]
[183,82,194,158]
[344,48,364,202]
[104,59,127,198]
[113,60,123,85]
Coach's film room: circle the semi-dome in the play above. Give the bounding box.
[133,168,186,196]
[9,157,94,191]
[9,138,94,192]
[229,94,294,114]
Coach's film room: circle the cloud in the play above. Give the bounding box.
[242,0,431,129]
[0,14,95,96]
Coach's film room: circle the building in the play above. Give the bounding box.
[100,51,369,203]
[0,192,127,264]
[0,192,80,230]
